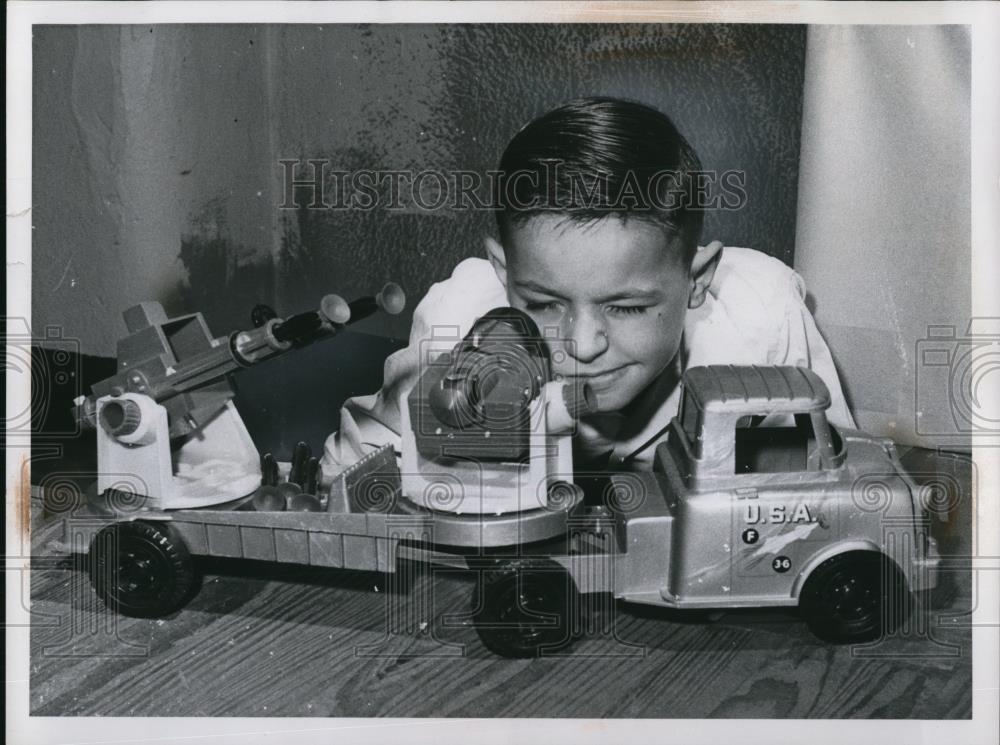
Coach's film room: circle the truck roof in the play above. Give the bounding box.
[682,365,831,415]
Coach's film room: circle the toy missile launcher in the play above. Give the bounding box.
[63,293,941,658]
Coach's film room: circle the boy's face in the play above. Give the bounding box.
[501,214,693,414]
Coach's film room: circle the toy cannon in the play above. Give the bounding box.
[73,284,404,509]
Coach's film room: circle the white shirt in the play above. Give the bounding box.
[320,246,855,475]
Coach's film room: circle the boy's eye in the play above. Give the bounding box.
[525,301,561,314]
[608,305,649,316]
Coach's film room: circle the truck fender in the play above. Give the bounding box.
[790,540,904,599]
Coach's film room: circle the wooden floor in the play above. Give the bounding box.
[27,449,973,719]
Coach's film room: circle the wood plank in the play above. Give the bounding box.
[29,449,974,718]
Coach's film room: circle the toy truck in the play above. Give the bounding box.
[63,294,941,658]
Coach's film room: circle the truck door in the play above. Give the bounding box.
[731,484,827,600]
[728,413,833,600]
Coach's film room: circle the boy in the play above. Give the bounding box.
[321,97,853,474]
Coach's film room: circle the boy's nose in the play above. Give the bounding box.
[563,311,609,364]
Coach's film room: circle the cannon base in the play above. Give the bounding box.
[394,489,581,548]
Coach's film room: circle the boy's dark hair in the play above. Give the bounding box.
[496,96,704,263]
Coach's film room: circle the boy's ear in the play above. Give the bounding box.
[687,240,724,309]
[483,235,508,289]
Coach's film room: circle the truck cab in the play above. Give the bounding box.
[596,365,941,643]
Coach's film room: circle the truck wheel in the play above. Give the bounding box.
[88,521,198,618]
[473,562,577,658]
[799,551,909,644]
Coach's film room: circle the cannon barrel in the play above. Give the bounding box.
[76,283,405,435]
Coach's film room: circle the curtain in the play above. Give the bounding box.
[794,25,971,449]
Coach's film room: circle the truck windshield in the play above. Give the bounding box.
[734,412,827,474]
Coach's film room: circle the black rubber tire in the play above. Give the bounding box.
[88,521,198,618]
[799,551,910,644]
[472,562,577,658]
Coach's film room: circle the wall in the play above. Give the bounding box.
[794,25,971,449]
[33,24,807,356]
[32,25,282,352]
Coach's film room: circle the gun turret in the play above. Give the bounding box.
[75,284,405,439]
[410,308,594,461]
[398,307,595,516]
